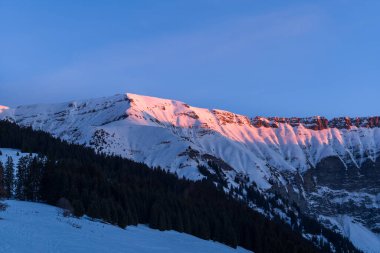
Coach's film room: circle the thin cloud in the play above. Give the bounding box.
[12,4,322,103]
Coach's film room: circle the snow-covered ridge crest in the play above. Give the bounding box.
[126,93,253,132]
[0,105,9,113]
[0,105,14,120]
[127,93,380,131]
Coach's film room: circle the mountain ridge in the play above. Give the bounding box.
[1,92,380,252]
[1,92,380,185]
[2,93,380,128]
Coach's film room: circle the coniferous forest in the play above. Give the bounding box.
[0,121,360,253]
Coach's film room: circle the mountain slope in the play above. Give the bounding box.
[2,93,380,185]
[1,93,379,252]
[0,121,329,253]
[0,200,251,253]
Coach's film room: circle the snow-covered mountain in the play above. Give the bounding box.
[0,200,250,253]
[1,93,380,252]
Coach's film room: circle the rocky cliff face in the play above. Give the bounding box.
[303,157,380,232]
[253,116,380,130]
[1,93,379,252]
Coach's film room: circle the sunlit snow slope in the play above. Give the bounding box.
[2,93,380,188]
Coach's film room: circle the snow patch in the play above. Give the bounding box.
[0,148,34,166]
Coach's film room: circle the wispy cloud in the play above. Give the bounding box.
[2,4,323,105]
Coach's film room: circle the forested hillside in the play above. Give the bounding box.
[0,121,360,253]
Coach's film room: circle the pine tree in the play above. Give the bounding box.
[116,205,127,228]
[0,161,6,198]
[15,156,30,200]
[149,200,168,231]
[4,156,14,198]
[72,200,85,217]
[26,157,42,201]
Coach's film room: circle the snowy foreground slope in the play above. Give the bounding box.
[1,93,380,252]
[0,200,250,253]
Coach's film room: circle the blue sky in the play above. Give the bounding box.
[1,0,380,117]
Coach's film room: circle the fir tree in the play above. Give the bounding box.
[4,156,14,198]
[25,157,42,201]
[0,161,5,198]
[15,156,30,200]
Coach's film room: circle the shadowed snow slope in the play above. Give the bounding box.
[0,200,251,253]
